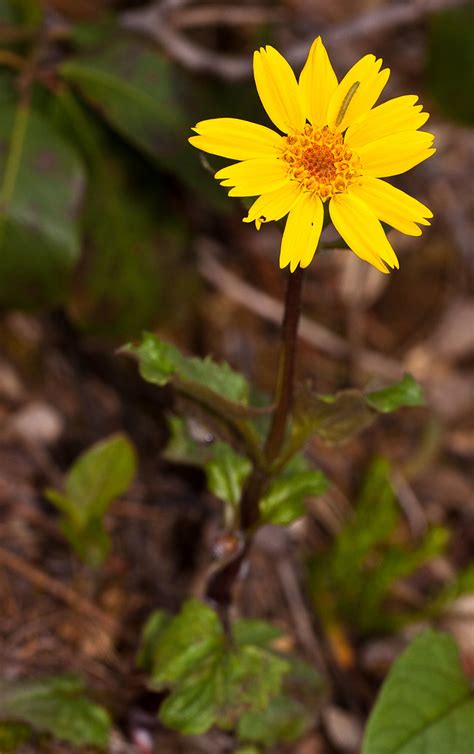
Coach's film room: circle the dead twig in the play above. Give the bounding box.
[122,0,466,80]
[172,5,285,28]
[0,545,119,635]
[277,555,328,674]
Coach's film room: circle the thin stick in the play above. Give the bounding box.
[0,546,118,634]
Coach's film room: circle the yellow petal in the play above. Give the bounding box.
[189,118,282,160]
[349,176,433,236]
[253,46,305,134]
[345,96,429,148]
[280,192,324,272]
[327,55,389,131]
[299,36,338,127]
[243,181,301,228]
[329,192,399,272]
[215,157,289,196]
[357,130,435,177]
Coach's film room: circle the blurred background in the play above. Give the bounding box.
[0,0,473,752]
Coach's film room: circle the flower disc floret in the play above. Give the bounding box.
[282,125,361,199]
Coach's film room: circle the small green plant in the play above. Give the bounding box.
[125,333,426,746]
[45,432,137,566]
[0,674,111,749]
[308,457,474,635]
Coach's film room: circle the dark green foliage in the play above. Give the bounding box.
[363,631,474,754]
[0,675,111,748]
[428,4,474,124]
[0,105,85,307]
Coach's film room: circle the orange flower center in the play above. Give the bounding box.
[282,125,361,200]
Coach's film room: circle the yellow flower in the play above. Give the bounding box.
[189,37,435,273]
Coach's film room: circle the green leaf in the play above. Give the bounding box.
[260,468,329,526]
[160,644,289,735]
[126,333,250,413]
[366,374,425,413]
[61,517,112,568]
[150,599,222,688]
[238,694,310,747]
[428,5,474,125]
[51,88,192,336]
[0,675,111,747]
[238,654,322,747]
[0,105,85,307]
[232,618,282,648]
[45,433,136,564]
[205,442,251,526]
[59,433,136,523]
[144,600,289,736]
[293,386,375,446]
[362,630,474,754]
[137,609,172,671]
[60,38,221,199]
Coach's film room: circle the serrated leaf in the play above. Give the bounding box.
[126,332,250,406]
[0,675,111,747]
[362,630,474,754]
[232,618,282,648]
[238,694,310,747]
[160,645,288,735]
[0,105,85,308]
[150,599,222,688]
[366,374,425,413]
[260,469,329,526]
[145,600,289,736]
[293,386,375,446]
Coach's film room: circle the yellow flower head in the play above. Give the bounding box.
[189,37,435,273]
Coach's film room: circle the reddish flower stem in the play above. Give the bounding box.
[206,267,305,613]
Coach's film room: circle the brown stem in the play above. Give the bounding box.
[264,266,304,463]
[205,267,305,613]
